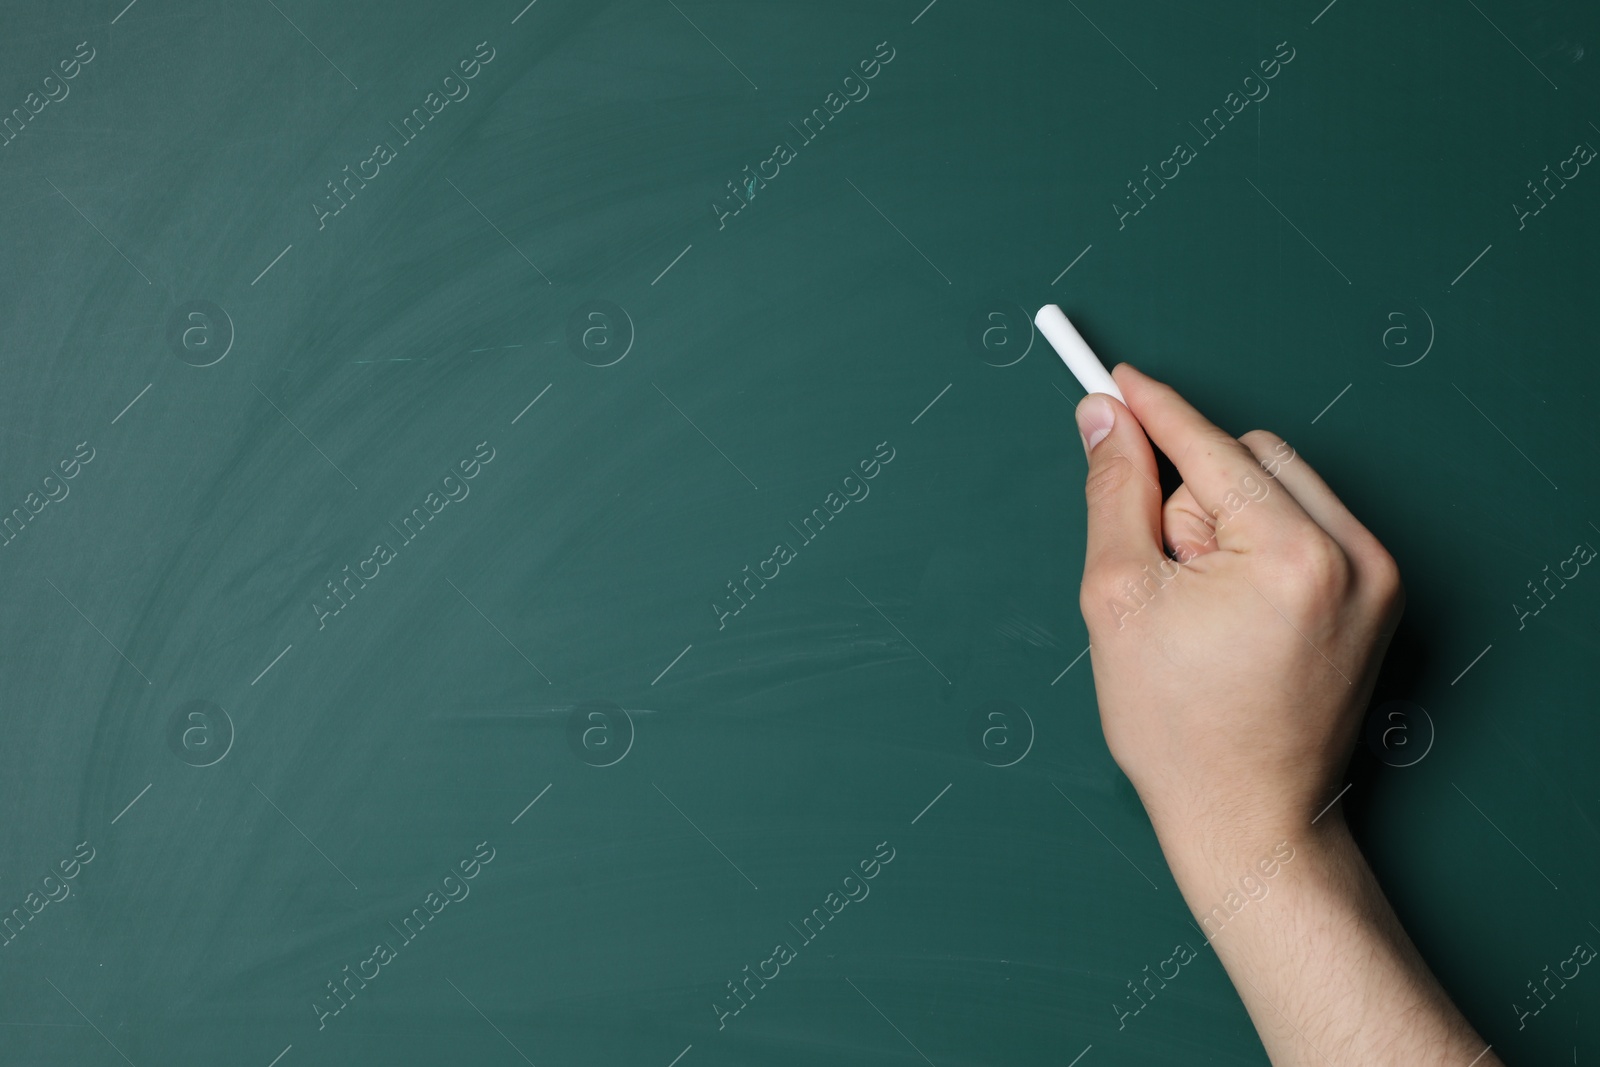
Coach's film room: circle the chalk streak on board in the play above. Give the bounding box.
[266,1044,292,1067]
[251,243,293,285]
[111,782,152,824]
[1051,244,1093,284]
[446,978,537,1065]
[111,0,139,23]
[652,643,692,685]
[843,977,937,1067]
[251,643,293,685]
[1243,177,1351,285]
[652,244,693,285]
[1311,383,1351,424]
[1051,644,1091,684]
[45,578,153,685]
[1309,0,1339,24]
[653,383,760,489]
[1462,0,1559,89]
[446,578,552,683]
[1451,782,1560,891]
[42,980,136,1067]
[252,782,361,891]
[1449,243,1492,287]
[1064,0,1158,91]
[911,0,939,24]
[1451,644,1492,685]
[511,0,538,23]
[111,383,152,424]
[1053,783,1160,890]
[511,783,552,824]
[666,1044,693,1067]
[844,178,951,285]
[666,0,759,90]
[911,782,951,825]
[262,0,359,91]
[446,178,552,284]
[653,782,759,890]
[512,384,552,424]
[1067,1045,1093,1067]
[911,383,950,425]
[251,384,360,490]
[46,179,153,286]
[1451,384,1558,489]
[846,577,951,683]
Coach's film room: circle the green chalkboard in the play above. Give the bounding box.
[2,0,1597,1063]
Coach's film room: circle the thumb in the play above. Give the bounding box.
[1077,392,1164,582]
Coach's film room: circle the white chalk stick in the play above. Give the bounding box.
[1034,305,1125,404]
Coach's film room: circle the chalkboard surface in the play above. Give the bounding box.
[2,0,1597,1063]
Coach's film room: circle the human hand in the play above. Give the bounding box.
[1073,364,1403,867]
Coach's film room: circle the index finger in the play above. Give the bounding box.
[1111,363,1310,546]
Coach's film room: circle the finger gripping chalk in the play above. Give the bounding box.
[1034,305,1125,404]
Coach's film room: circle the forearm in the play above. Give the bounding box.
[1156,817,1498,1067]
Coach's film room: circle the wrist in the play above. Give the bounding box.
[1152,812,1497,1063]
[1151,807,1355,914]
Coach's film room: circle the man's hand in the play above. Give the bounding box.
[1077,363,1400,860]
[1074,363,1499,1066]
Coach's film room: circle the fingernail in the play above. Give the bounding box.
[1077,393,1115,454]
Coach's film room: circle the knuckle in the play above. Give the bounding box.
[1363,544,1406,615]
[1277,531,1351,606]
[1078,570,1129,622]
[1078,572,1111,614]
[1077,582,1098,622]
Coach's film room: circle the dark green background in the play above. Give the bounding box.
[1,0,1596,1063]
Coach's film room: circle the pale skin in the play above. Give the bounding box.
[1075,364,1502,1066]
